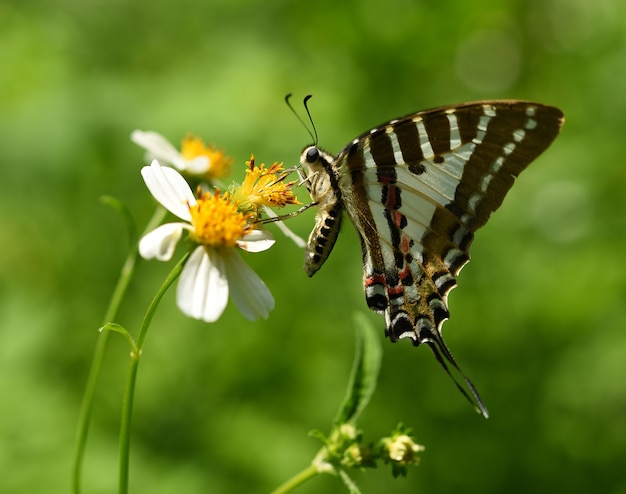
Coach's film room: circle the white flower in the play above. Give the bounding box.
[384,434,425,464]
[139,160,274,322]
[131,130,232,180]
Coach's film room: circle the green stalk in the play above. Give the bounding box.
[118,252,189,494]
[72,206,166,494]
[269,464,320,494]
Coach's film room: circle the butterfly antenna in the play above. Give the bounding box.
[285,93,318,145]
[302,94,319,145]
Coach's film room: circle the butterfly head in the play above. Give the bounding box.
[297,145,338,201]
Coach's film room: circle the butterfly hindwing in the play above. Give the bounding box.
[299,100,564,416]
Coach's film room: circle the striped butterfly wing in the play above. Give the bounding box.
[299,101,564,416]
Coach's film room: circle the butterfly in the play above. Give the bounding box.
[296,99,564,417]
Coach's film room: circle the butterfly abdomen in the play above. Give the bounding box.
[303,203,343,277]
[299,146,345,277]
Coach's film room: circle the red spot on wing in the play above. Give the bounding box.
[364,273,386,287]
[387,284,403,296]
[385,185,400,209]
[392,210,405,227]
[398,263,411,282]
[400,235,411,253]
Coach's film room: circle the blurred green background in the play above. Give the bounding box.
[2,0,625,492]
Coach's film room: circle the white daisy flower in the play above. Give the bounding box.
[131,130,232,181]
[139,160,275,322]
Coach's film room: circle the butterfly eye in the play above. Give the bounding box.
[305,147,320,163]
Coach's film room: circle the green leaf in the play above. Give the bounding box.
[334,312,383,425]
[99,322,138,356]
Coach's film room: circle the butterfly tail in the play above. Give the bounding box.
[422,333,489,418]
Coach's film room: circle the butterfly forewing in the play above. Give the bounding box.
[300,100,564,416]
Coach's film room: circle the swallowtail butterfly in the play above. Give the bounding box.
[297,100,564,417]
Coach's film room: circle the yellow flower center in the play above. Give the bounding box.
[189,191,250,248]
[234,155,299,215]
[181,135,233,180]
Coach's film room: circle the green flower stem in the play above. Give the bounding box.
[72,206,166,494]
[118,252,189,494]
[269,464,320,494]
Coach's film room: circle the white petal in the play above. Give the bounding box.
[236,229,275,252]
[138,222,189,261]
[131,130,183,166]
[177,247,229,323]
[181,156,210,175]
[141,160,196,221]
[223,249,274,320]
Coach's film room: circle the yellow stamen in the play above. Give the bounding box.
[188,191,250,248]
[181,134,233,180]
[235,155,300,214]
